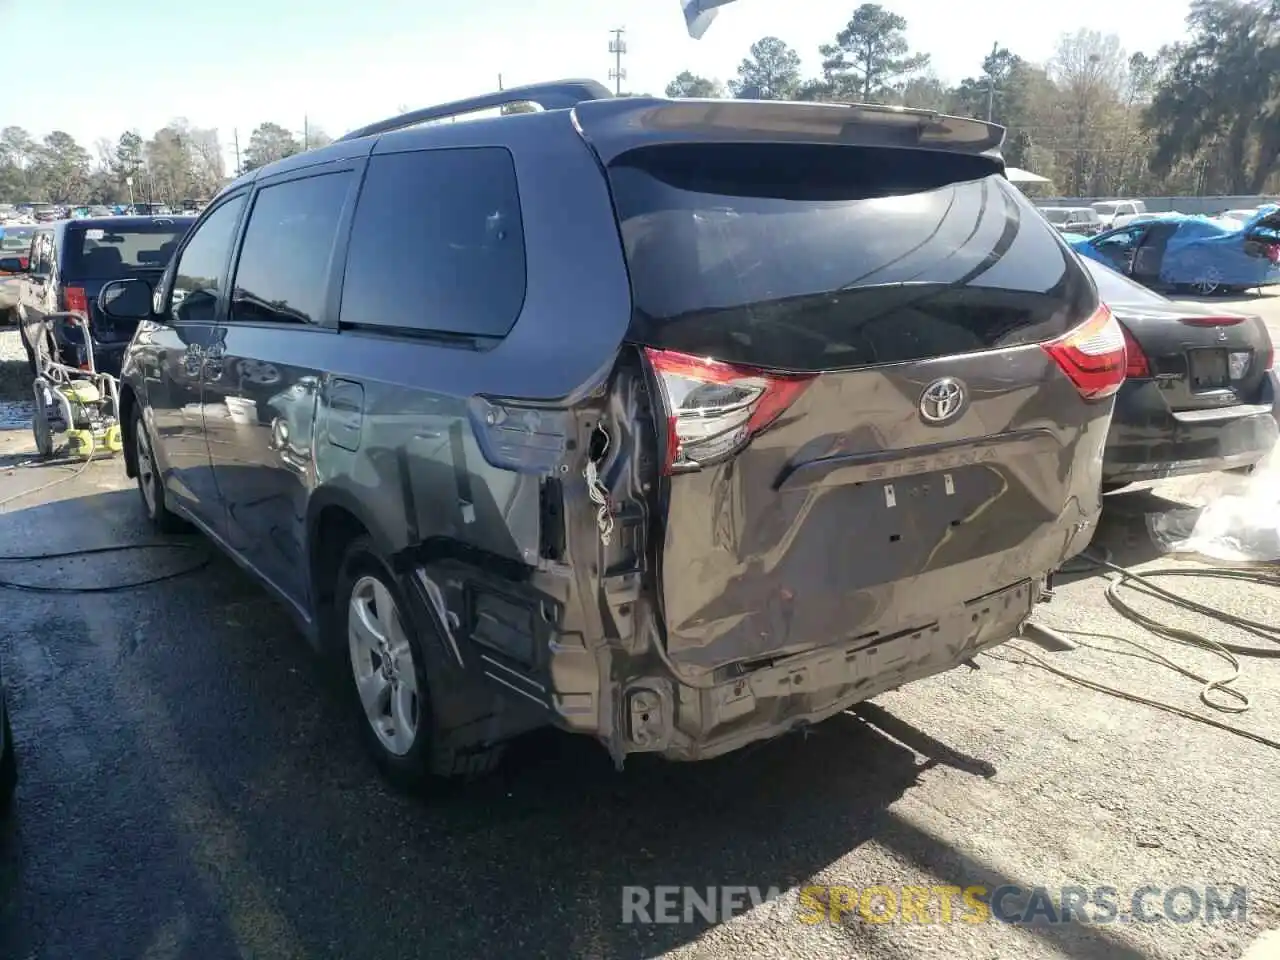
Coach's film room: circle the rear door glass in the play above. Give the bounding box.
[340,147,527,339]
[65,221,189,278]
[608,143,1094,372]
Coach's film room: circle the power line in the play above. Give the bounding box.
[608,27,627,96]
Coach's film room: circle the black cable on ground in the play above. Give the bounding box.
[0,542,211,593]
[992,545,1280,752]
[0,446,212,592]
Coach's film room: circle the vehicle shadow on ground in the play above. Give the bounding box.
[0,487,1153,960]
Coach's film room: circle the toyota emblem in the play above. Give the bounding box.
[918,377,966,425]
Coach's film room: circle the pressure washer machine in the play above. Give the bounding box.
[28,311,123,460]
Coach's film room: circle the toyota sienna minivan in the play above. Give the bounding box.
[97,81,1123,789]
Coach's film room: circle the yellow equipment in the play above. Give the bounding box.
[27,310,122,460]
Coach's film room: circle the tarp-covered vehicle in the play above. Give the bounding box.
[1068,207,1280,295]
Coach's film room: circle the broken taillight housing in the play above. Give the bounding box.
[643,347,815,474]
[1041,304,1127,400]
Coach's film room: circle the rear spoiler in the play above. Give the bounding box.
[570,97,1006,167]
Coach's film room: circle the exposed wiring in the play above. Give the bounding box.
[584,426,614,547]
[992,546,1280,752]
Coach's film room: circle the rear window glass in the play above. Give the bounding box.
[1041,208,1069,224]
[0,227,32,251]
[609,144,1096,372]
[340,147,526,339]
[66,221,189,278]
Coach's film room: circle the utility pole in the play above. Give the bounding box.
[986,40,999,122]
[304,115,309,150]
[233,128,241,175]
[608,27,627,96]
[498,73,503,91]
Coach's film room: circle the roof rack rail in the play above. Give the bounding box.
[337,79,615,142]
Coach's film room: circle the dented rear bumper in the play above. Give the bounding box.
[408,560,1043,765]
[616,578,1039,762]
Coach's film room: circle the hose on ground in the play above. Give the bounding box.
[0,542,210,593]
[990,546,1280,752]
[1,456,209,592]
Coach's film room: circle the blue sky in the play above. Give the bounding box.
[4,0,1191,169]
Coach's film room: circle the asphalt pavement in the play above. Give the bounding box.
[0,302,1278,960]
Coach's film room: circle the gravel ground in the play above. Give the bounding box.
[0,319,1278,959]
[0,326,33,429]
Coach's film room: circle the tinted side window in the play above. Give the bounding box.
[340,148,526,338]
[230,172,352,326]
[171,195,247,324]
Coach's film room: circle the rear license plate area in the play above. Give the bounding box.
[1187,349,1229,390]
[874,468,1001,541]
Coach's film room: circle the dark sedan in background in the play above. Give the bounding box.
[1084,258,1279,490]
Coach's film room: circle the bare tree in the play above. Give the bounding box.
[187,127,226,194]
[92,137,116,174]
[1049,30,1127,194]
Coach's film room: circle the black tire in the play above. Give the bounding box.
[17,317,36,377]
[130,405,187,533]
[0,703,16,815]
[31,381,54,458]
[334,536,503,791]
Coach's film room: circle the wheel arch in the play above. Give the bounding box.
[306,484,400,632]
[118,382,140,478]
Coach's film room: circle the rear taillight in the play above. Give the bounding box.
[63,285,88,316]
[1041,304,1127,400]
[1176,315,1245,327]
[1119,323,1150,378]
[644,347,815,474]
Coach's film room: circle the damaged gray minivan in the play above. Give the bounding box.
[100,81,1125,788]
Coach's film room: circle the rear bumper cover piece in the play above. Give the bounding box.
[1103,373,1280,485]
[620,579,1037,761]
[464,576,1036,764]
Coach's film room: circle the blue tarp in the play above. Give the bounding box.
[1068,209,1280,290]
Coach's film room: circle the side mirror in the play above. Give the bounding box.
[99,278,155,320]
[0,257,27,274]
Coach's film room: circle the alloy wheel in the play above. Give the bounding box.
[347,575,420,756]
[135,419,158,515]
